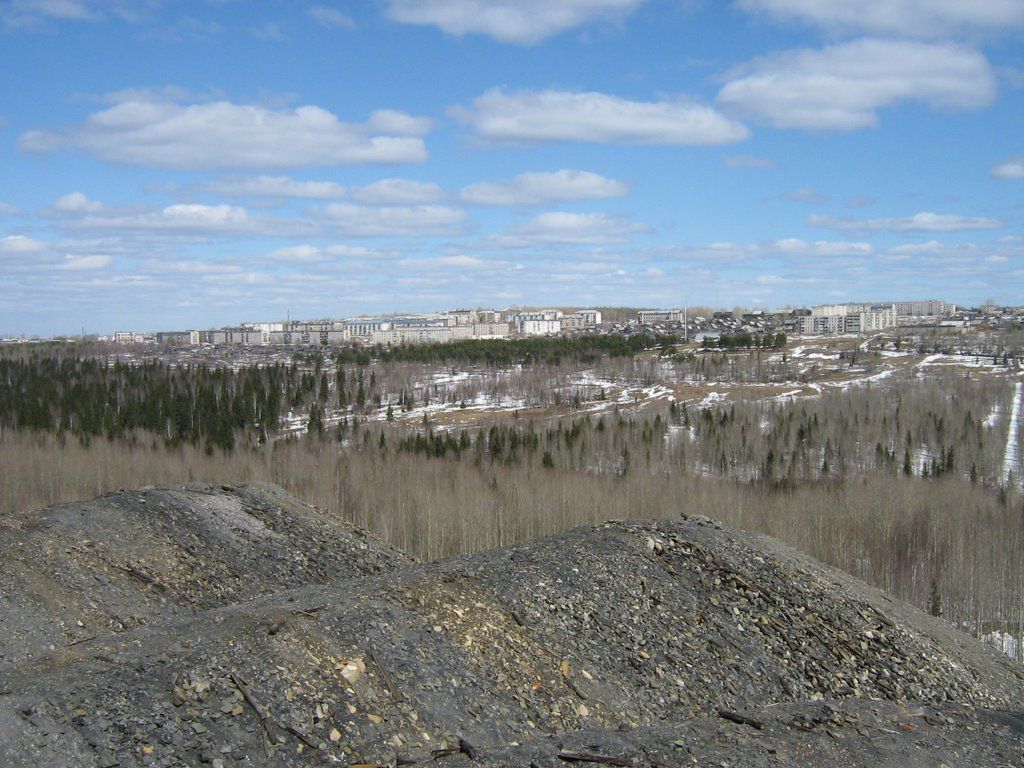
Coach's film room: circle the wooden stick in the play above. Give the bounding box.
[717,708,766,729]
[230,672,275,753]
[557,751,633,766]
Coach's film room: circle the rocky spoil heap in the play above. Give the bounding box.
[0,511,1021,766]
[0,484,410,664]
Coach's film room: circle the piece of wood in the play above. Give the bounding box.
[557,751,633,766]
[717,708,766,730]
[230,672,275,753]
[369,649,404,701]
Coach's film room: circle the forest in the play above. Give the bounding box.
[0,338,1021,659]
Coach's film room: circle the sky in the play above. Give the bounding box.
[0,0,1022,335]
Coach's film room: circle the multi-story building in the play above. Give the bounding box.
[517,318,561,335]
[637,309,683,325]
[802,303,897,335]
[562,309,603,331]
[893,300,956,321]
[343,319,392,337]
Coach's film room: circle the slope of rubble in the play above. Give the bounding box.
[1,501,1021,767]
[0,484,409,664]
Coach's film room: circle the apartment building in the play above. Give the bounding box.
[637,309,683,325]
[802,303,897,335]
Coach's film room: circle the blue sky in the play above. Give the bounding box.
[0,0,1022,335]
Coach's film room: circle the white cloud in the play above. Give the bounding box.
[435,254,488,268]
[365,109,433,136]
[2,0,98,26]
[351,179,446,204]
[991,156,1024,179]
[717,39,996,130]
[56,254,111,270]
[461,169,629,206]
[265,244,385,263]
[385,0,643,44]
[452,88,749,145]
[736,0,1024,38]
[725,155,778,169]
[307,5,356,28]
[812,212,1004,232]
[756,274,819,286]
[773,238,873,256]
[507,211,646,244]
[0,235,48,254]
[205,175,347,199]
[139,260,244,275]
[57,203,260,236]
[20,94,430,169]
[787,186,829,204]
[52,191,103,213]
[321,203,467,237]
[3,1,159,28]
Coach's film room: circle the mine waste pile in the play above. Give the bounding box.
[0,485,1022,767]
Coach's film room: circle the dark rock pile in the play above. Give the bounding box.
[0,486,1021,766]
[0,484,409,664]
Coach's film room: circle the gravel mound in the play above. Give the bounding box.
[0,484,409,664]
[1,507,1021,767]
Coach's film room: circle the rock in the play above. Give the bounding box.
[1,493,1022,767]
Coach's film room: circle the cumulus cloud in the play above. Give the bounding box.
[773,238,873,256]
[811,211,1004,232]
[452,88,749,145]
[717,39,996,130]
[461,169,629,206]
[307,5,356,28]
[320,203,467,237]
[265,244,387,263]
[56,254,111,270]
[52,191,103,213]
[56,202,260,236]
[351,179,446,204]
[19,94,430,169]
[385,0,643,44]
[0,235,48,255]
[736,0,1024,38]
[507,211,647,244]
[205,175,347,199]
[991,156,1024,179]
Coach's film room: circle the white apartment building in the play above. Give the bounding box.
[370,321,510,346]
[562,309,603,330]
[893,300,956,320]
[802,303,897,335]
[517,318,561,335]
[637,309,683,325]
[343,319,392,337]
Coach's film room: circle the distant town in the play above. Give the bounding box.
[5,300,1024,347]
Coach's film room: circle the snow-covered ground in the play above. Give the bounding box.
[983,404,1001,429]
[1001,381,1023,486]
[982,630,1020,662]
